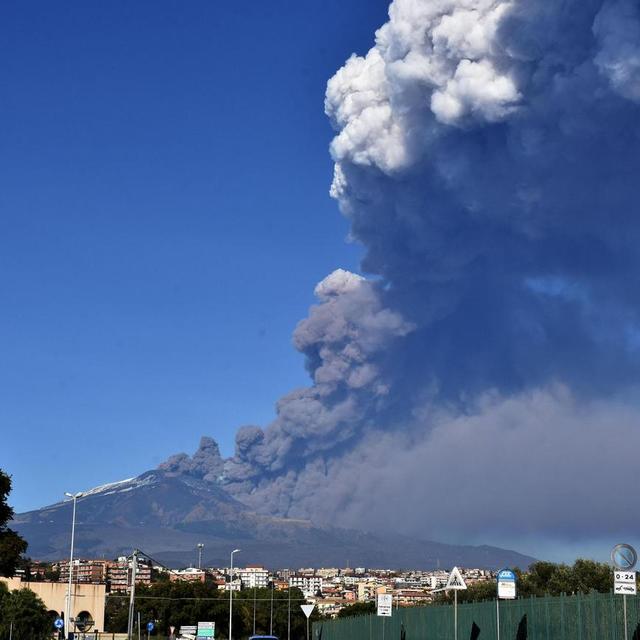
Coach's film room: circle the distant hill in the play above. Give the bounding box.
[13,469,535,570]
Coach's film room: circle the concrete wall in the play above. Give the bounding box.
[1,577,106,632]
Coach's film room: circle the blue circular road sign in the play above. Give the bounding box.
[611,544,637,570]
[147,622,155,633]
[54,618,65,630]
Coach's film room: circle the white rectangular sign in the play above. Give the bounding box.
[614,571,636,595]
[498,580,516,599]
[377,593,393,617]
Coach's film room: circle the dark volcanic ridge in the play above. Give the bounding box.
[13,462,536,570]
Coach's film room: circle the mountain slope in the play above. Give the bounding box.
[13,469,535,569]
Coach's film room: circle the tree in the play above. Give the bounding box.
[434,559,615,605]
[519,560,613,597]
[0,469,28,577]
[0,585,51,640]
[337,602,375,618]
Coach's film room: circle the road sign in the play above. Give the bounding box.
[147,622,155,633]
[497,569,516,600]
[614,571,637,595]
[377,593,393,617]
[612,544,637,570]
[301,604,315,618]
[54,618,65,630]
[196,622,215,638]
[446,567,467,591]
[179,626,197,637]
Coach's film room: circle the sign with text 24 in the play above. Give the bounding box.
[614,571,637,596]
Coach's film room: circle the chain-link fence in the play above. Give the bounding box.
[313,592,640,640]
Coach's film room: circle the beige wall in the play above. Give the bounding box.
[1,577,106,632]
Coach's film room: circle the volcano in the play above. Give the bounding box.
[13,451,535,569]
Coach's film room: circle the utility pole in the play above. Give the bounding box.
[229,548,240,640]
[270,581,274,636]
[253,586,257,636]
[127,550,139,640]
[287,586,291,640]
[64,491,82,640]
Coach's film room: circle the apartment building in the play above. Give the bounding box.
[237,565,269,589]
[289,575,323,596]
[57,560,110,584]
[107,556,152,592]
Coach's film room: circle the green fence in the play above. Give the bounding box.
[313,592,640,640]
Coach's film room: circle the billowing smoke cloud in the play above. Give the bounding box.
[159,437,225,483]
[174,0,640,550]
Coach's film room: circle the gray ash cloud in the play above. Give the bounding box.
[165,0,640,552]
[159,436,225,483]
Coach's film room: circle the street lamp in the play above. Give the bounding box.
[229,549,240,640]
[64,492,83,640]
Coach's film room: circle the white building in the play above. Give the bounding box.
[289,576,323,596]
[237,566,269,589]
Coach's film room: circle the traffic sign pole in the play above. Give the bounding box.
[300,604,315,640]
[454,590,458,640]
[496,598,500,640]
[611,544,637,640]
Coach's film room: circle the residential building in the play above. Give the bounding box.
[57,560,110,584]
[237,565,269,589]
[289,575,323,596]
[107,556,152,592]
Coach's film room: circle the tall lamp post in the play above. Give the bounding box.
[64,492,83,640]
[229,549,240,640]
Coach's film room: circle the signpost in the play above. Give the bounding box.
[612,544,638,640]
[146,621,154,640]
[179,626,197,638]
[496,569,517,640]
[301,604,315,640]
[376,594,393,617]
[445,567,467,640]
[376,593,393,640]
[54,619,65,633]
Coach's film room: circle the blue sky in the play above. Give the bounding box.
[0,0,391,512]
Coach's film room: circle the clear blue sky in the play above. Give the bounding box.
[0,0,391,512]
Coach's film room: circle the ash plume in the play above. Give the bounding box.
[159,436,225,483]
[182,0,640,549]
